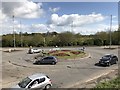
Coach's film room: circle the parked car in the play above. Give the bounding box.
[11,73,52,90]
[99,54,118,66]
[28,48,42,54]
[34,56,58,65]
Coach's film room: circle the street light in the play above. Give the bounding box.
[44,37,46,47]
[20,21,23,47]
[71,20,74,33]
[109,15,112,48]
[13,15,16,49]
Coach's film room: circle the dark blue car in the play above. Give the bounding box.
[99,54,118,66]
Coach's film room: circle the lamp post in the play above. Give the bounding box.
[20,21,23,47]
[44,37,46,47]
[109,15,112,48]
[13,15,16,49]
[71,20,74,33]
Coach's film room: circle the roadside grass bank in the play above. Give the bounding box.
[71,70,118,89]
[93,76,120,89]
[90,70,118,89]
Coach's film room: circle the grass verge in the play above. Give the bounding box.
[93,76,120,89]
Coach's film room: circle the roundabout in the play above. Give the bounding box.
[1,46,118,88]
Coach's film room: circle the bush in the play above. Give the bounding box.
[94,38,103,46]
[70,51,81,55]
[61,50,71,52]
[48,50,58,54]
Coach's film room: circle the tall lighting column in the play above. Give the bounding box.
[13,15,16,49]
[20,21,23,47]
[109,15,112,48]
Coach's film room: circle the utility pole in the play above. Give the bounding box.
[109,15,112,48]
[13,15,16,49]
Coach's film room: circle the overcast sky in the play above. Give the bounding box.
[1,0,118,35]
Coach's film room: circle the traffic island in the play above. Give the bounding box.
[102,46,118,50]
[3,48,23,53]
[34,49,88,60]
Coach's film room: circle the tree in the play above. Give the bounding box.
[95,31,109,45]
[2,30,119,47]
[2,34,13,47]
[94,38,103,46]
[58,31,75,46]
[83,39,94,46]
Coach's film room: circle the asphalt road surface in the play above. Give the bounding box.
[1,46,118,88]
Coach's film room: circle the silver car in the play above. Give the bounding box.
[34,56,58,65]
[11,73,52,90]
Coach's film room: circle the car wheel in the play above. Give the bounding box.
[115,60,117,64]
[107,62,110,66]
[45,84,51,90]
[52,61,56,65]
[38,62,41,65]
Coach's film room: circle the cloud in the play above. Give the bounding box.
[1,18,30,35]
[46,13,118,35]
[30,24,58,33]
[2,0,44,18]
[71,24,118,35]
[1,21,118,35]
[48,13,105,27]
[0,10,6,21]
[1,1,118,35]
[31,24,47,32]
[1,0,45,35]
[49,7,60,13]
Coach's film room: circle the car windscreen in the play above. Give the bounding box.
[103,55,111,58]
[44,57,54,59]
[33,49,37,50]
[18,77,32,88]
[46,75,50,79]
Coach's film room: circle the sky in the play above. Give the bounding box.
[0,0,119,35]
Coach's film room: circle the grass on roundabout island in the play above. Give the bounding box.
[35,49,87,60]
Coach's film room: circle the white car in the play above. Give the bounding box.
[11,73,52,90]
[28,48,42,54]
